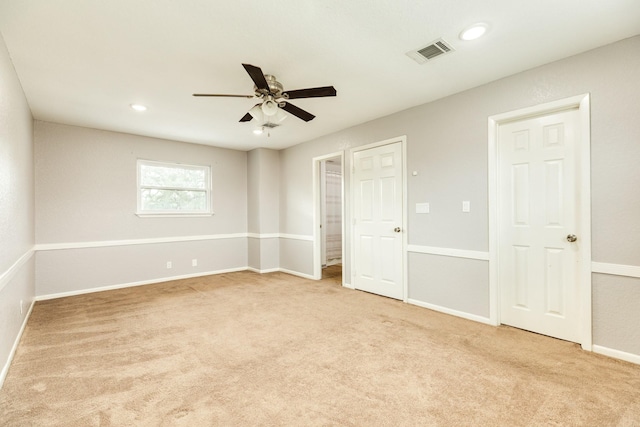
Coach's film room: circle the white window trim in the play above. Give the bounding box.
[136,159,214,217]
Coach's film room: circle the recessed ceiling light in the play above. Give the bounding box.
[459,23,489,41]
[130,103,147,112]
[253,128,263,135]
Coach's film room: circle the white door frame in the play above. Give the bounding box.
[488,94,592,350]
[312,151,345,283]
[350,136,408,301]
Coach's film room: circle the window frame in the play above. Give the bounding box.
[136,159,213,217]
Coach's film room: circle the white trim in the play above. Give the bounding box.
[407,245,489,261]
[350,136,408,301]
[488,112,499,326]
[592,262,640,279]
[278,268,315,280]
[0,249,35,293]
[488,93,592,348]
[35,267,248,301]
[246,267,280,274]
[593,345,640,365]
[407,298,493,325]
[351,136,406,153]
[35,233,248,251]
[342,282,355,290]
[577,94,593,351]
[401,137,408,303]
[0,299,34,389]
[279,233,313,241]
[312,151,345,282]
[34,233,315,252]
[489,94,590,123]
[247,233,279,239]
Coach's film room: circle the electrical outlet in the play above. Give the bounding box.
[416,202,430,214]
[166,261,172,269]
[192,259,198,267]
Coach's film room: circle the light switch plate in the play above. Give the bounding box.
[462,201,471,212]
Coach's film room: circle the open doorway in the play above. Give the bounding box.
[313,152,344,284]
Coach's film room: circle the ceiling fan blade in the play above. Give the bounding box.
[283,86,337,100]
[239,103,263,122]
[281,102,315,122]
[242,63,269,91]
[193,93,254,98]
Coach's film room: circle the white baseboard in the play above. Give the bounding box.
[593,345,640,365]
[36,266,318,301]
[407,298,493,325]
[278,268,315,280]
[1,299,35,389]
[246,267,280,274]
[35,267,248,301]
[247,267,315,279]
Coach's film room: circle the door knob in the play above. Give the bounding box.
[394,227,401,233]
[566,234,577,242]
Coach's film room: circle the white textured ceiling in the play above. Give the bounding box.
[0,0,639,151]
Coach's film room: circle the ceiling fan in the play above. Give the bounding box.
[193,63,337,124]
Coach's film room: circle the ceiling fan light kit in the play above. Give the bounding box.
[261,98,279,116]
[248,104,262,121]
[193,63,337,129]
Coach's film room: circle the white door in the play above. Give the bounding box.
[352,142,404,300]
[498,108,581,342]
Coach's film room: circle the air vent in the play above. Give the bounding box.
[406,38,455,64]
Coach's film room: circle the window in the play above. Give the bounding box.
[137,160,212,216]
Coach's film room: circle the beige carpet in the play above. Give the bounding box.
[1,270,639,426]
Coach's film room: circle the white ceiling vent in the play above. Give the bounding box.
[406,38,455,64]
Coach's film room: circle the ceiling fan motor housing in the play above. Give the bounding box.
[257,74,284,97]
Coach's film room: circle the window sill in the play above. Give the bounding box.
[136,212,214,218]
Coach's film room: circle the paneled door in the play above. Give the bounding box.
[498,108,581,342]
[352,141,404,300]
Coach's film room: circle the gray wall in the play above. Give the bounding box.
[35,122,248,242]
[593,274,640,356]
[0,31,35,385]
[34,121,249,296]
[247,148,280,271]
[278,36,640,354]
